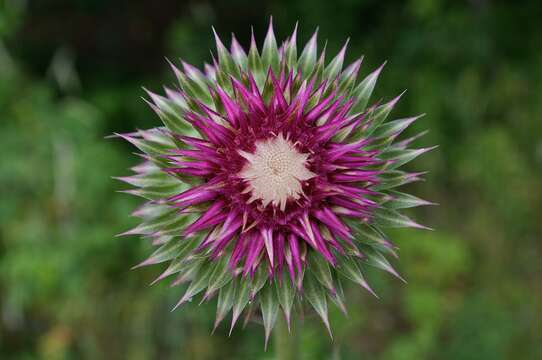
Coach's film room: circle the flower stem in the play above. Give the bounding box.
[274,315,298,360]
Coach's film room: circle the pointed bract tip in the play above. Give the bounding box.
[405,215,431,230]
[171,293,191,311]
[212,314,225,334]
[228,319,236,337]
[130,257,153,270]
[116,227,138,237]
[230,33,243,52]
[264,328,273,351]
[373,61,387,76]
[390,89,407,106]
[309,27,319,43]
[389,268,407,283]
[340,38,350,53]
[164,57,178,72]
[292,21,299,37]
[323,317,333,340]
[277,310,291,332]
[211,323,219,335]
[362,282,379,299]
[212,26,226,49]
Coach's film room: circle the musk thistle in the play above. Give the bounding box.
[116,21,434,342]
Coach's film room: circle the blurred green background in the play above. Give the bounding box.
[1,1,541,359]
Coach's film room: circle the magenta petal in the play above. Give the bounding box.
[243,233,264,277]
[229,235,248,269]
[287,234,303,288]
[210,213,242,257]
[215,85,241,127]
[184,201,227,235]
[261,228,274,269]
[275,232,286,275]
[313,207,352,240]
[310,221,336,265]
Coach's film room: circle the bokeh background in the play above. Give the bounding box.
[1,1,541,359]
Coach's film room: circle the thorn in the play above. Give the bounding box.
[171,293,190,312]
[130,257,153,270]
[361,281,379,299]
[212,314,225,334]
[115,227,138,237]
[281,309,292,333]
[323,316,333,340]
[389,89,407,107]
[291,21,299,42]
[264,335,270,351]
[410,221,434,231]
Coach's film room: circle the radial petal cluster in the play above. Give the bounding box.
[116,20,434,341]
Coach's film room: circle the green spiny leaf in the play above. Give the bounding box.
[360,246,405,282]
[304,273,332,337]
[383,190,435,209]
[284,24,298,71]
[372,207,430,230]
[115,171,180,188]
[363,92,404,137]
[117,132,172,157]
[262,20,280,75]
[173,262,215,309]
[121,182,190,201]
[250,266,268,299]
[132,240,184,268]
[350,62,385,114]
[308,253,335,293]
[338,57,363,94]
[371,115,422,139]
[205,256,232,299]
[145,92,195,135]
[328,274,348,314]
[248,33,265,89]
[120,206,181,236]
[213,28,240,79]
[131,202,172,219]
[149,237,201,277]
[323,39,348,80]
[230,278,251,334]
[275,272,295,330]
[371,170,424,191]
[230,35,248,70]
[348,222,397,258]
[380,146,437,170]
[260,285,279,349]
[172,66,213,106]
[311,45,327,92]
[298,29,318,76]
[336,255,377,297]
[214,281,236,331]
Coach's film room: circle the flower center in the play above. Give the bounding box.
[238,134,316,211]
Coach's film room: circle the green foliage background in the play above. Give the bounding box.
[1,1,541,359]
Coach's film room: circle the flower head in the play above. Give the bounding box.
[116,20,434,341]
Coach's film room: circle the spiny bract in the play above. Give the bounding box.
[115,20,435,343]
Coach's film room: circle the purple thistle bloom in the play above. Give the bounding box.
[116,20,434,342]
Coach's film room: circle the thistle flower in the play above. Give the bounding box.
[116,20,434,342]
